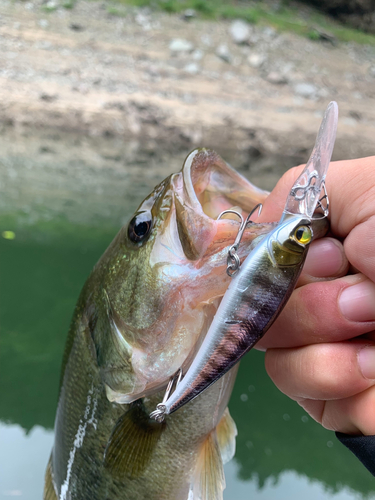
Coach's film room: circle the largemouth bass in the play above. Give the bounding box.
[44,149,276,500]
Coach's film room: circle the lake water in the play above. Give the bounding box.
[1,128,374,499]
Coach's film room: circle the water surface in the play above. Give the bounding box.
[1,128,374,499]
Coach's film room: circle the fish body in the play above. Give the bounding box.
[44,149,273,500]
[152,101,338,419]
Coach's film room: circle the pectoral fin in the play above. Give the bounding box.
[189,431,225,500]
[216,407,237,464]
[43,456,57,500]
[104,400,165,479]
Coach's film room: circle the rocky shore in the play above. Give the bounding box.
[1,0,375,163]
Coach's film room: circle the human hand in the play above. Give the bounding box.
[256,156,375,436]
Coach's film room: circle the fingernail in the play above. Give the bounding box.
[339,281,375,322]
[303,239,343,277]
[358,346,375,379]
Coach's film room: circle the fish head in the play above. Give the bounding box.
[86,149,274,403]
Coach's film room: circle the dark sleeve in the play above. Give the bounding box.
[336,432,375,476]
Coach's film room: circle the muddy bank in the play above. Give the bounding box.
[1,0,375,162]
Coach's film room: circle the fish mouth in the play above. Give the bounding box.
[182,148,267,221]
[171,148,271,263]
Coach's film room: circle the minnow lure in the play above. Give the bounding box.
[150,101,338,422]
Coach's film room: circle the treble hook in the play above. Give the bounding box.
[217,203,263,277]
[149,369,182,423]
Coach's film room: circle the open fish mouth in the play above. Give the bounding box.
[104,149,273,405]
[181,148,268,220]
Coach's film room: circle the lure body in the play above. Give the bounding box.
[151,101,338,421]
[152,214,313,418]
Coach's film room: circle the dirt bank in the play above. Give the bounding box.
[1,0,375,161]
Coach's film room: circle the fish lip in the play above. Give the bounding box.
[181,148,268,221]
[181,149,206,214]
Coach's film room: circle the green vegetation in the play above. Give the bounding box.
[41,0,76,11]
[62,0,77,9]
[102,0,375,45]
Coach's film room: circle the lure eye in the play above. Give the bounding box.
[128,212,152,243]
[294,225,312,245]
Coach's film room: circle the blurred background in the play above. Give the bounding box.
[1,0,375,498]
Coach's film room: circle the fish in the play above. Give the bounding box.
[44,148,278,500]
[151,101,338,421]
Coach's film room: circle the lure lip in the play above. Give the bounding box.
[282,101,338,220]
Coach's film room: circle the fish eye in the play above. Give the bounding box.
[128,212,152,243]
[293,225,312,245]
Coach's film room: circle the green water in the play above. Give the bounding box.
[1,131,374,499]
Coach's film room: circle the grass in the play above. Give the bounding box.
[62,0,77,9]
[103,0,375,45]
[41,0,77,10]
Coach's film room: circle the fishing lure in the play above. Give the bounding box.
[150,101,338,422]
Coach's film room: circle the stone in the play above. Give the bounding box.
[294,82,318,98]
[169,38,194,54]
[229,20,251,45]
[262,26,276,39]
[192,49,204,61]
[38,19,49,28]
[40,92,58,102]
[183,9,196,20]
[309,27,337,44]
[282,62,294,75]
[46,0,57,9]
[69,23,85,31]
[135,12,151,30]
[216,44,232,63]
[248,53,266,68]
[201,34,212,47]
[266,72,287,84]
[184,62,199,75]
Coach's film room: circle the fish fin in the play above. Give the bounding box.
[43,456,57,500]
[104,400,165,479]
[190,431,225,500]
[216,407,237,464]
